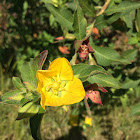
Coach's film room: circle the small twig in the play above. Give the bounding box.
[84,97,96,127]
[96,0,111,16]
[84,97,92,116]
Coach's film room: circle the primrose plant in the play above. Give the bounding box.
[1,0,139,139]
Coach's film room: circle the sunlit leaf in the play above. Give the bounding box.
[12,77,26,92]
[16,102,39,120]
[0,90,25,105]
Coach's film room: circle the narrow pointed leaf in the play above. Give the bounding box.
[46,4,73,30]
[34,50,48,70]
[12,77,26,92]
[135,9,140,32]
[0,90,24,104]
[73,6,87,40]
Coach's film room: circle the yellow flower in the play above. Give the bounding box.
[37,58,85,109]
[84,116,92,126]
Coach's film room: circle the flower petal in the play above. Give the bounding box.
[44,92,63,106]
[40,92,46,109]
[37,70,57,82]
[62,78,85,105]
[48,58,73,81]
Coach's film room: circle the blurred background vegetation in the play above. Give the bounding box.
[0,0,140,140]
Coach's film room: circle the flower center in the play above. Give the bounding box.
[45,74,66,96]
[52,81,60,90]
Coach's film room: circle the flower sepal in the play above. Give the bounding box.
[16,101,40,120]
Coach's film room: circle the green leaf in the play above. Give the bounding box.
[72,64,108,82]
[78,0,96,17]
[90,39,129,66]
[73,6,87,40]
[65,2,76,11]
[74,40,82,52]
[107,13,121,24]
[121,10,135,29]
[121,79,140,89]
[30,106,45,140]
[46,4,73,31]
[106,1,140,16]
[0,90,24,105]
[122,49,138,61]
[94,15,107,30]
[34,50,48,70]
[21,50,48,91]
[135,9,140,32]
[21,61,37,90]
[87,74,120,89]
[12,77,26,92]
[41,0,52,4]
[130,103,140,116]
[105,1,140,15]
[16,102,39,120]
[128,37,138,45]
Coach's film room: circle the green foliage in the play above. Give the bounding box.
[0,90,25,105]
[21,50,48,91]
[106,1,140,16]
[121,79,140,89]
[73,5,87,40]
[73,64,108,82]
[90,39,129,66]
[29,107,45,140]
[12,77,26,92]
[78,0,96,17]
[122,49,138,61]
[130,103,140,116]
[46,4,73,31]
[1,0,140,139]
[87,74,120,89]
[16,102,39,120]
